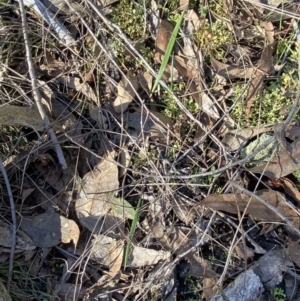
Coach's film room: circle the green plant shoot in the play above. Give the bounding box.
[152,12,184,93]
[123,197,142,269]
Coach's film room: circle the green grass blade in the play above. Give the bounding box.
[123,198,142,269]
[152,13,184,93]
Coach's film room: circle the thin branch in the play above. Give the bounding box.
[18,0,67,169]
[0,160,16,293]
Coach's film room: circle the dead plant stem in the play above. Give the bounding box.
[18,0,67,169]
[0,160,16,293]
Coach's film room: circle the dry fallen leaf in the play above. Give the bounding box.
[0,105,45,132]
[57,76,98,105]
[137,71,153,93]
[201,189,300,227]
[246,44,274,115]
[202,277,218,301]
[109,240,124,276]
[113,73,139,113]
[125,107,173,137]
[249,137,300,178]
[222,125,273,151]
[75,154,129,238]
[0,221,35,251]
[34,153,75,192]
[211,56,256,80]
[20,213,80,248]
[90,234,171,268]
[201,92,220,119]
[152,220,218,278]
[155,19,174,63]
[286,241,300,267]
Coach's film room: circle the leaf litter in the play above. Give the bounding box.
[1,0,300,300]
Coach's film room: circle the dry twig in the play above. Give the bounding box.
[17,0,67,169]
[0,160,16,293]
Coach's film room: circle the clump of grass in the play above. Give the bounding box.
[111,0,147,41]
[231,63,299,127]
[161,82,199,119]
[195,20,232,59]
[193,0,233,59]
[0,261,50,301]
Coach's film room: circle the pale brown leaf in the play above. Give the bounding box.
[282,178,300,206]
[0,105,44,132]
[155,19,174,63]
[211,57,256,79]
[137,71,153,93]
[57,76,98,105]
[202,278,218,301]
[201,92,220,119]
[109,240,124,276]
[75,155,127,238]
[90,235,171,267]
[201,189,300,227]
[113,73,139,113]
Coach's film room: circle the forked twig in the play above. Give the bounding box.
[0,160,16,293]
[17,0,67,169]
